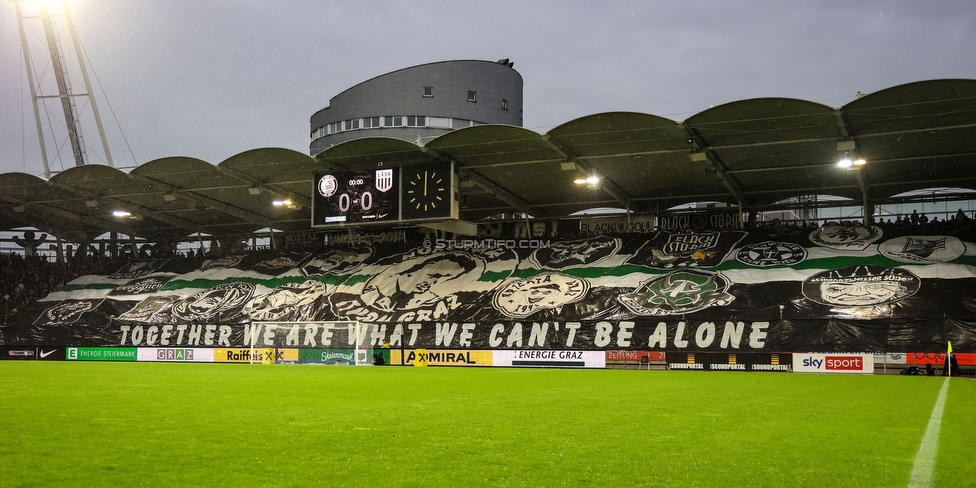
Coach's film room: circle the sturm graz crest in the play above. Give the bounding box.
[492,272,590,319]
[617,270,735,316]
[735,241,807,267]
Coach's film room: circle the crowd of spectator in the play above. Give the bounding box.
[0,254,131,325]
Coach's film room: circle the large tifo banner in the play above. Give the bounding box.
[3,225,976,353]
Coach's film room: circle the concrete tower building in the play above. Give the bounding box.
[309,59,523,156]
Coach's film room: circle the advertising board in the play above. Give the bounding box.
[66,347,138,361]
[792,353,874,374]
[137,348,215,362]
[493,350,605,368]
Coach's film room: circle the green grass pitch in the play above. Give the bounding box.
[1,362,974,487]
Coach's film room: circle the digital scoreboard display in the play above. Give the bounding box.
[311,162,457,228]
[312,168,399,226]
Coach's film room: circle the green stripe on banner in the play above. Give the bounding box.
[55,283,120,292]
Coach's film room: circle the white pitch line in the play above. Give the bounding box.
[907,377,950,488]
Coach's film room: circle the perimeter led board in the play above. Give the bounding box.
[312,167,399,226]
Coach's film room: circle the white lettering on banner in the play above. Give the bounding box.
[435,323,459,346]
[695,322,716,348]
[617,322,634,347]
[407,324,422,346]
[721,322,744,348]
[528,323,548,347]
[489,323,505,348]
[594,322,612,347]
[565,322,581,347]
[116,321,771,349]
[648,323,667,348]
[674,322,689,348]
[459,323,475,347]
[121,324,233,346]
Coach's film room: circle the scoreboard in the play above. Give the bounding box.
[312,162,456,227]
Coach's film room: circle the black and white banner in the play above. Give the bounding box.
[3,228,976,353]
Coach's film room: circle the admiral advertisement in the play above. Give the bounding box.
[392,349,493,367]
[792,353,875,374]
[4,226,976,355]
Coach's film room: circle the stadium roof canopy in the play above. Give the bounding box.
[2,79,975,243]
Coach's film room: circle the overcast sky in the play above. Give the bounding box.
[2,0,975,177]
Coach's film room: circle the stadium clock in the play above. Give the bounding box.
[401,162,454,221]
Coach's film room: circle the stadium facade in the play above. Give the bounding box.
[309,59,523,155]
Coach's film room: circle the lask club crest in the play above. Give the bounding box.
[375,169,394,193]
[617,270,735,316]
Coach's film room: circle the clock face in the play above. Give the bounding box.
[402,163,453,220]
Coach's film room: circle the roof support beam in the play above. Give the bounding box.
[419,145,542,217]
[128,174,275,229]
[459,168,537,216]
[0,194,139,237]
[684,126,748,208]
[46,180,199,234]
[542,134,633,211]
[215,166,312,208]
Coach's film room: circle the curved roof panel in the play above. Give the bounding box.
[2,79,975,239]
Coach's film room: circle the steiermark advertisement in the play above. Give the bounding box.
[66,347,138,361]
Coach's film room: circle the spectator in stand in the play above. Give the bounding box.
[919,213,929,224]
[956,209,969,221]
[910,210,919,225]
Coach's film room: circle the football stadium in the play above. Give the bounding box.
[3,4,976,485]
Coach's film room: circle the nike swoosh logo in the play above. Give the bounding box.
[40,350,56,358]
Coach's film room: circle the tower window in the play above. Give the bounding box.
[501,99,509,111]
[467,90,477,102]
[423,86,433,97]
